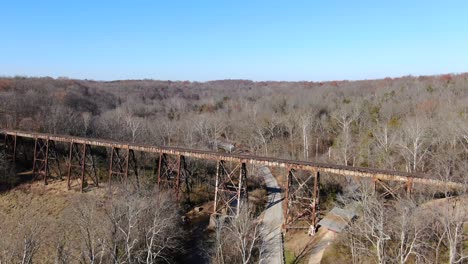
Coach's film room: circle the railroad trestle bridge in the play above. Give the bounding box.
[1,129,465,234]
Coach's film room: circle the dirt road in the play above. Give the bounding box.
[307,227,336,264]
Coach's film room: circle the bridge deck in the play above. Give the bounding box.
[2,129,465,189]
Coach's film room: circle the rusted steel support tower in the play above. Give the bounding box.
[4,133,17,162]
[213,160,248,217]
[32,137,61,184]
[284,168,320,234]
[67,142,98,192]
[157,154,191,200]
[6,134,30,163]
[108,146,139,188]
[373,177,414,199]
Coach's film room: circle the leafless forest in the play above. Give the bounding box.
[0,74,467,263]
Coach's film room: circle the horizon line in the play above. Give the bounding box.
[1,71,466,84]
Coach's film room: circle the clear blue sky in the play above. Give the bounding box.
[1,1,467,81]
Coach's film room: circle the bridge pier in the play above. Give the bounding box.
[32,137,61,184]
[67,142,98,192]
[108,146,139,188]
[5,134,30,163]
[157,153,191,200]
[284,168,320,235]
[4,133,17,162]
[213,160,247,217]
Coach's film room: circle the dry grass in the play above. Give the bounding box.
[320,241,353,264]
[0,180,108,263]
[283,230,315,263]
[284,228,350,264]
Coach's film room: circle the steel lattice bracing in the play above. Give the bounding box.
[4,134,17,162]
[373,177,413,199]
[0,147,7,172]
[213,160,247,216]
[67,142,98,192]
[32,138,61,184]
[284,168,320,234]
[108,147,139,188]
[6,135,30,163]
[156,154,191,200]
[3,134,31,171]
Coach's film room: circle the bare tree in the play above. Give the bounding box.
[340,186,390,263]
[459,122,468,153]
[300,113,312,160]
[431,198,468,264]
[82,111,92,135]
[373,120,397,166]
[159,119,178,146]
[212,216,228,264]
[331,104,360,165]
[388,199,428,264]
[73,197,106,264]
[397,118,432,172]
[54,237,71,264]
[104,187,182,264]
[0,211,45,264]
[211,207,264,264]
[255,126,269,156]
[140,192,181,264]
[19,221,43,264]
[125,114,143,143]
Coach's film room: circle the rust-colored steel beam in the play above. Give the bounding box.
[406,178,413,196]
[157,154,181,198]
[5,135,29,162]
[284,168,317,231]
[157,154,190,200]
[109,147,127,184]
[128,149,139,188]
[236,162,247,215]
[3,135,17,163]
[67,142,98,192]
[4,134,17,162]
[32,137,49,184]
[31,138,61,184]
[283,167,292,230]
[213,160,247,217]
[1,129,465,189]
[374,179,416,200]
[310,170,320,235]
[108,146,139,188]
[213,160,221,214]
